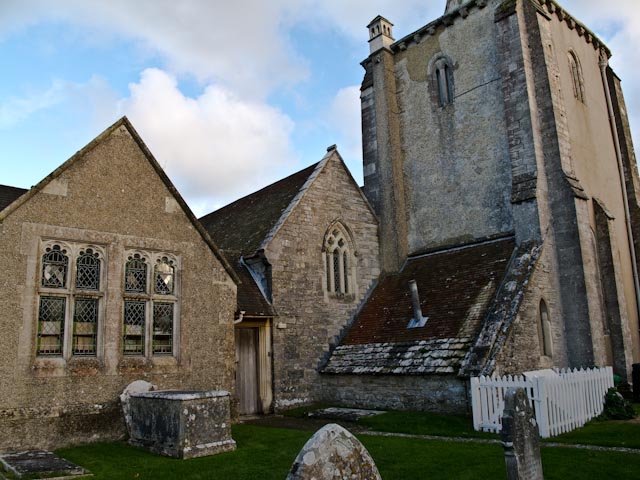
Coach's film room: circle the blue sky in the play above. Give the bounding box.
[1,0,639,216]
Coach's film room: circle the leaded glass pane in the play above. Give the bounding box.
[76,249,100,290]
[125,255,147,293]
[155,258,174,295]
[343,252,349,294]
[153,302,173,355]
[73,297,98,356]
[123,300,145,355]
[333,250,340,293]
[38,296,65,355]
[41,245,68,288]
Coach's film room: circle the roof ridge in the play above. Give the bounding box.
[199,161,320,224]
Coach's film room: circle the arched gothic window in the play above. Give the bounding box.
[41,244,68,288]
[123,251,178,357]
[323,223,354,296]
[37,242,104,357]
[538,299,553,357]
[430,54,455,107]
[568,51,585,103]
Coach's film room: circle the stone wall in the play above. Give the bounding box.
[391,0,514,254]
[495,242,568,374]
[267,154,380,410]
[320,374,468,414]
[0,122,236,450]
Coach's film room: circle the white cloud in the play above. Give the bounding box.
[0,80,65,129]
[120,68,297,215]
[0,0,310,99]
[327,85,362,171]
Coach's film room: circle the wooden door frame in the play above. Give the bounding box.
[234,318,273,413]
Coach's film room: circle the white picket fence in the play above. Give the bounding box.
[470,367,614,438]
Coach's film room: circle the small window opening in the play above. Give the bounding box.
[432,56,454,107]
[568,51,585,103]
[539,299,553,357]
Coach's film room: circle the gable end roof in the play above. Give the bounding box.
[0,117,239,284]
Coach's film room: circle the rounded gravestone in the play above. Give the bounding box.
[286,423,381,480]
[120,380,156,436]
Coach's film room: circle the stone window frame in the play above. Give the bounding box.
[428,53,455,108]
[322,221,357,298]
[537,298,553,358]
[123,250,180,358]
[568,50,585,103]
[36,239,107,359]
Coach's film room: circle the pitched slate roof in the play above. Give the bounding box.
[199,161,324,318]
[323,237,516,375]
[199,163,319,256]
[224,250,275,317]
[0,185,27,212]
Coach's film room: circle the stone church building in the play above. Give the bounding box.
[2,0,640,450]
[0,118,238,450]
[205,0,640,414]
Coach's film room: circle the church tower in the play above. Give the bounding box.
[360,0,640,378]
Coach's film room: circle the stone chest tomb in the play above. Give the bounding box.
[128,390,236,459]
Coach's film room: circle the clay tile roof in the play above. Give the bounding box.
[223,250,275,317]
[0,184,27,212]
[344,237,516,345]
[199,163,319,256]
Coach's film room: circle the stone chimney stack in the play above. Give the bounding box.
[367,16,394,54]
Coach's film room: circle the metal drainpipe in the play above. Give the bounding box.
[598,56,640,322]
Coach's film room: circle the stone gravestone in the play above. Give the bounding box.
[287,423,381,480]
[501,387,544,480]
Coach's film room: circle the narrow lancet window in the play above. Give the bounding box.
[432,55,454,107]
[568,51,585,103]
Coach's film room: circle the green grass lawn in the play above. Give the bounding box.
[358,410,498,439]
[53,423,640,480]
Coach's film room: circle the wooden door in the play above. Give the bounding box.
[235,328,259,415]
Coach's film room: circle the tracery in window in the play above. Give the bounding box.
[41,244,68,288]
[323,222,355,296]
[76,248,100,290]
[429,54,455,107]
[568,50,585,103]
[36,241,104,358]
[125,254,147,293]
[155,257,175,295]
[123,251,178,357]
